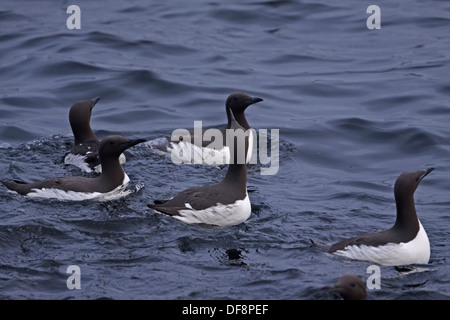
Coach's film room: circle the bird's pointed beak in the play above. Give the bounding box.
[419,168,435,182]
[122,138,147,150]
[90,97,101,109]
[246,97,263,106]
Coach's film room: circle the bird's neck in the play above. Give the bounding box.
[73,123,98,145]
[222,162,247,191]
[99,156,125,186]
[393,193,419,232]
[227,108,250,130]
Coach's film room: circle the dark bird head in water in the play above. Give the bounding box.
[226,92,263,114]
[98,135,146,160]
[332,274,367,300]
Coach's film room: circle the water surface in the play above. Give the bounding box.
[0,0,449,300]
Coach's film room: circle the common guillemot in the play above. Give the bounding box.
[150,92,262,165]
[1,135,146,201]
[313,168,434,266]
[64,97,126,173]
[332,274,367,300]
[148,111,251,227]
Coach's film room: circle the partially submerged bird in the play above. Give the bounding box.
[64,97,126,173]
[332,274,367,300]
[313,168,434,266]
[148,111,251,227]
[150,92,262,165]
[2,135,146,201]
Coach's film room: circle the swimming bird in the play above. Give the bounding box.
[150,92,262,165]
[314,168,434,266]
[148,112,251,227]
[332,274,367,300]
[64,97,126,172]
[1,135,146,201]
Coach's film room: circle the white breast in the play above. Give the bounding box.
[173,193,251,227]
[333,221,430,266]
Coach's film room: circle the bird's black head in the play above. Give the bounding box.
[98,135,146,159]
[225,92,263,114]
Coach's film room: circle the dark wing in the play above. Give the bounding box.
[147,205,190,217]
[13,180,30,184]
[1,179,38,195]
[328,230,392,253]
[68,141,100,170]
[152,199,169,205]
[70,140,99,155]
[83,151,100,168]
[148,184,222,216]
[1,176,98,195]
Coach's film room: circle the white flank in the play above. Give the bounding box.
[168,130,253,165]
[64,153,94,173]
[25,174,132,202]
[64,153,126,173]
[169,140,229,165]
[173,193,251,227]
[333,221,430,266]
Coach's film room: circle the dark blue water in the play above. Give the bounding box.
[0,0,449,300]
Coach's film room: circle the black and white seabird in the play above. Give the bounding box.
[332,275,367,300]
[151,92,262,165]
[1,135,146,201]
[314,168,434,266]
[64,97,126,172]
[148,112,251,227]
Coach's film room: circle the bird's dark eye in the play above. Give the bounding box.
[233,97,238,101]
[108,141,114,145]
[351,283,356,287]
